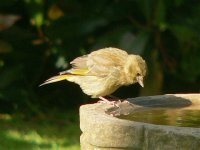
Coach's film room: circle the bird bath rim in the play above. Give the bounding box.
[81,94,200,129]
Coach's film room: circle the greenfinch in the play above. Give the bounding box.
[40,47,147,103]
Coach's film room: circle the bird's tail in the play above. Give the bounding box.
[39,74,72,86]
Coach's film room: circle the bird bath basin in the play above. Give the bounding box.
[80,94,200,150]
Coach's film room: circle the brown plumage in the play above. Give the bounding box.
[40,47,147,99]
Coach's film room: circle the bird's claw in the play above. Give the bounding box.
[98,99,121,107]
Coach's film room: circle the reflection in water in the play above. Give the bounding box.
[117,108,200,128]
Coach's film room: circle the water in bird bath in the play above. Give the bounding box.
[117,108,200,128]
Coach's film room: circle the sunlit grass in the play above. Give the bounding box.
[0,112,80,150]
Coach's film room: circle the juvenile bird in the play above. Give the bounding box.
[40,47,147,104]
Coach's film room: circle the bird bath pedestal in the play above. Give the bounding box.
[80,94,200,150]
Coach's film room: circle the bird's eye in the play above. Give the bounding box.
[136,73,140,76]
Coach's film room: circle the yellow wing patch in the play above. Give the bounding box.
[60,69,89,76]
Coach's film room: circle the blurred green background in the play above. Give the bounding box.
[0,0,200,149]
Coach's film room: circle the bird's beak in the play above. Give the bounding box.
[136,76,144,87]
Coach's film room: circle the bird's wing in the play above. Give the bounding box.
[69,48,128,77]
[87,48,128,76]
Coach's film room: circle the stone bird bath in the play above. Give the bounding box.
[80,94,200,150]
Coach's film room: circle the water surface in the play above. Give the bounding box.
[118,108,200,128]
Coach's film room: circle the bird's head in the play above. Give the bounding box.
[124,55,147,87]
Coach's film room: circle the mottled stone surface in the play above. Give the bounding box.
[80,94,200,150]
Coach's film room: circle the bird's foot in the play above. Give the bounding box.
[98,96,129,108]
[107,95,130,104]
[98,96,121,107]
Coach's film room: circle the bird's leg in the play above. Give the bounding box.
[108,95,130,104]
[98,96,111,103]
[98,96,120,108]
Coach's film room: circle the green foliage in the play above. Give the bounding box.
[0,0,200,114]
[0,111,80,150]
